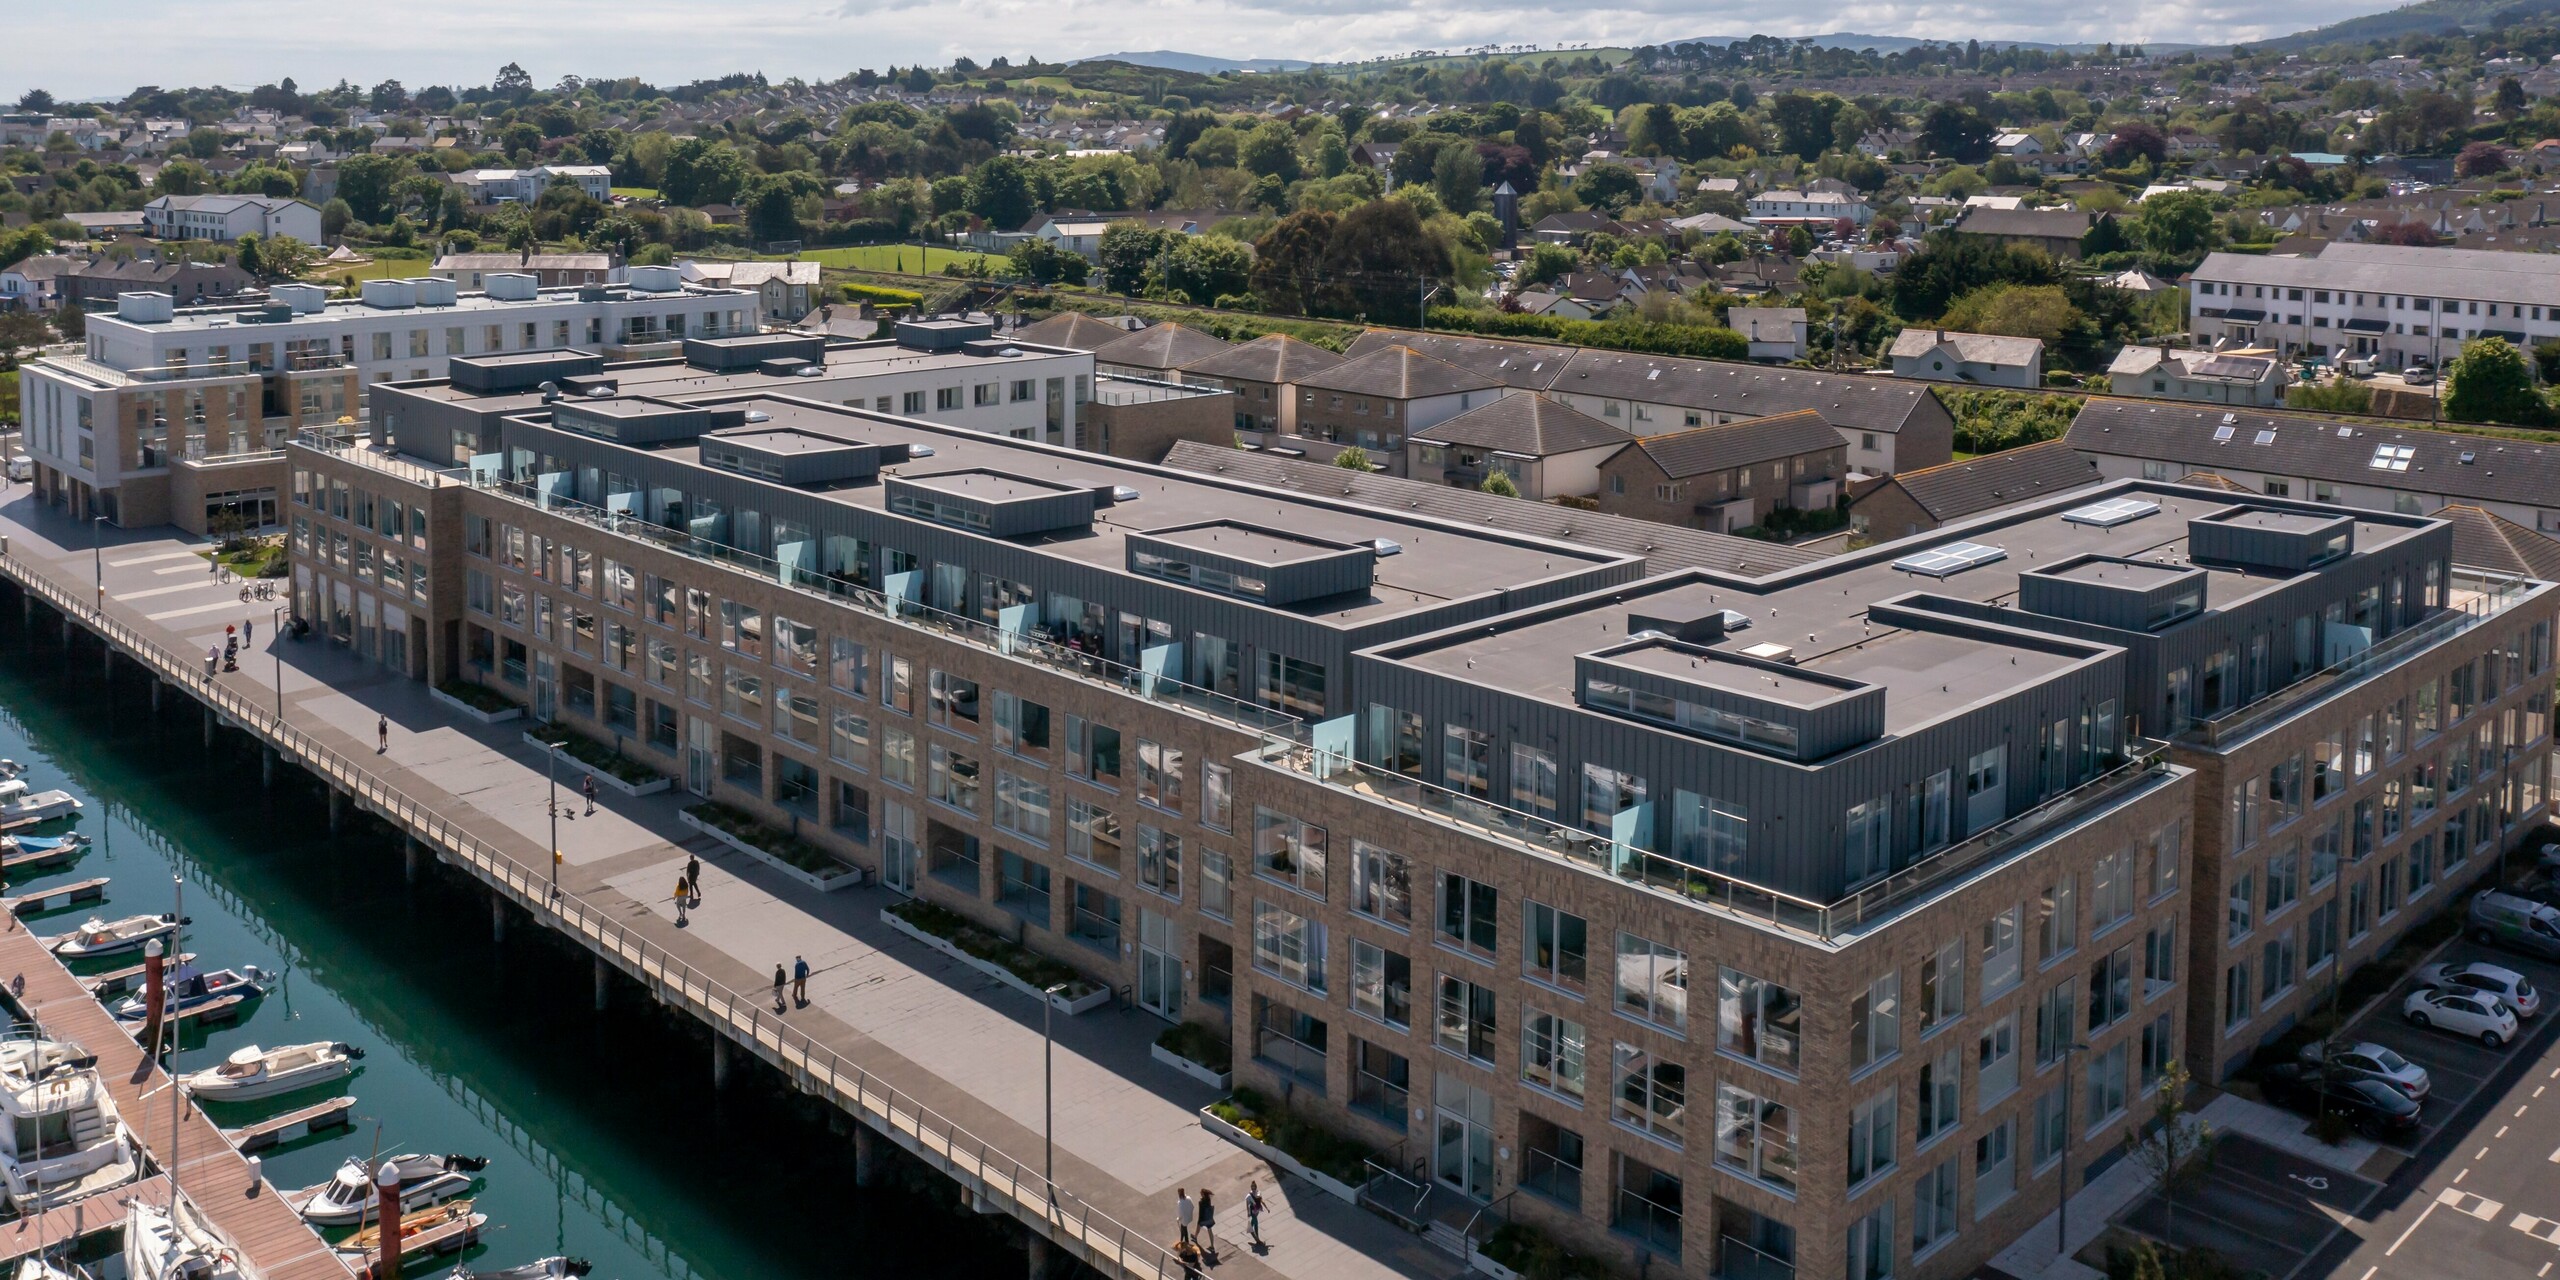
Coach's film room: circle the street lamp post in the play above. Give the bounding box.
[270,605,285,724]
[545,741,565,899]
[2059,1040,2090,1263]
[1043,981,1067,1203]
[91,515,108,612]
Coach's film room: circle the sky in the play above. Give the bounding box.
[22,0,2409,102]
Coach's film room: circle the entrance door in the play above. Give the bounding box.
[532,653,557,722]
[1138,909,1181,1020]
[1433,1075,1495,1201]
[685,717,717,796]
[880,800,918,894]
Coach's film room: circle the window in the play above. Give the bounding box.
[2224,960,2253,1031]
[928,669,979,730]
[1201,849,1233,920]
[829,707,872,766]
[1202,763,1234,832]
[1254,807,1327,896]
[2228,873,2255,941]
[1919,940,1964,1034]
[928,745,980,813]
[1065,799,1120,873]
[1978,1013,2020,1105]
[1351,1039,1409,1127]
[1350,841,1411,925]
[1436,974,1497,1064]
[2140,1014,2176,1093]
[2265,848,2301,916]
[2260,930,2298,1004]
[880,728,917,788]
[1522,1008,1587,1099]
[1069,716,1120,783]
[1351,940,1411,1029]
[1980,906,2023,997]
[1612,1044,1685,1144]
[1848,1202,1895,1280]
[992,691,1051,760]
[2083,1043,2128,1130]
[2150,820,2183,899]
[1136,738,1185,812]
[2087,946,2133,1030]
[1847,1090,1897,1186]
[994,771,1051,843]
[2039,875,2077,961]
[1976,1120,2017,1215]
[2035,977,2077,1069]
[1526,901,1587,991]
[1717,968,1800,1074]
[1253,900,1326,993]
[1912,1157,1960,1257]
[1917,1045,1962,1143]
[1850,970,1902,1072]
[2144,918,2178,998]
[998,852,1051,926]
[829,637,868,695]
[1438,873,1497,957]
[1710,1085,1795,1199]
[1137,824,1182,898]
[1617,933,1688,1032]
[2090,847,2135,933]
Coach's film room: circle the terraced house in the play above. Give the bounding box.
[280,333,2559,1280]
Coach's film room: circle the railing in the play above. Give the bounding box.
[288,433,457,488]
[459,474,1297,736]
[1457,1191,1514,1255]
[1358,1155,1432,1229]
[0,547,1187,1280]
[1518,1148,1581,1213]
[1612,1186,1683,1260]
[1254,734,2173,944]
[2187,572,2538,748]
[1715,1236,1797,1280]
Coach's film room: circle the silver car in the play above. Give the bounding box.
[2299,1040,2430,1100]
[2417,961,2542,1018]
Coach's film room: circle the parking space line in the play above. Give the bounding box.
[2440,1187,2506,1219]
[2479,1146,2492,1160]
[2521,1105,2533,1117]
[2500,1126,2512,1138]
[2515,1213,2560,1246]
[2456,1167,2470,1182]
[2389,1200,2441,1254]
[108,550,201,568]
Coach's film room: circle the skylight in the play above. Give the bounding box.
[2253,429,2277,446]
[2062,497,2162,528]
[2213,425,2236,443]
[1893,541,2008,578]
[2370,443,2415,472]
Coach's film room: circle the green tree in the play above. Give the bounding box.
[1479,470,1520,498]
[1249,209,1340,315]
[2134,190,2221,265]
[2445,337,2546,425]
[334,152,415,224]
[965,156,1035,230]
[1240,122,1302,183]
[1160,236,1252,305]
[152,159,210,197]
[1574,163,1642,213]
[259,235,317,279]
[1316,199,1454,322]
[739,173,812,245]
[1432,141,1483,217]
[661,137,747,208]
[1097,220,1173,294]
[1769,92,1845,160]
[1520,242,1578,286]
[1333,445,1372,470]
[1940,283,2084,344]
[1921,101,1993,163]
[2124,1060,2213,1248]
[1005,238,1090,285]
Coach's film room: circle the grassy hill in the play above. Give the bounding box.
[2255,0,2560,49]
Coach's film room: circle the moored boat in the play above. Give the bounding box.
[124,1196,246,1280]
[110,965,265,1023]
[180,1042,361,1103]
[290,1152,486,1227]
[49,915,178,961]
[448,1258,592,1280]
[0,1059,139,1211]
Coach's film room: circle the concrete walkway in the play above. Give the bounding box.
[0,492,1457,1280]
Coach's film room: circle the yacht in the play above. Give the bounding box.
[291,1152,485,1227]
[0,1056,139,1210]
[124,1196,247,1280]
[180,1042,360,1103]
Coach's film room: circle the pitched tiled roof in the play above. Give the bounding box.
[1160,441,1827,575]
[2437,504,2560,579]
[1876,440,2102,522]
[1411,395,1632,457]
[1888,329,2046,366]
[1177,333,1345,383]
[2174,470,2251,492]
[2065,398,2560,510]
[1297,345,1504,400]
[1092,322,1233,371]
[1949,206,2095,239]
[1010,311,1140,351]
[1621,409,1844,478]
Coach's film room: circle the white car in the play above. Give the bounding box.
[2404,987,2519,1047]
[2416,961,2542,1018]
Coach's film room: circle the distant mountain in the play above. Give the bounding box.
[1072,51,1314,74]
[2254,0,2560,49]
[1668,32,2204,53]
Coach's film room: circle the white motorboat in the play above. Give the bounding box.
[13,1256,92,1280]
[48,914,178,960]
[110,966,264,1024]
[0,1036,94,1086]
[180,1042,361,1103]
[0,761,27,782]
[291,1152,486,1227]
[124,1196,246,1280]
[0,790,80,824]
[451,1259,591,1280]
[0,1059,139,1211]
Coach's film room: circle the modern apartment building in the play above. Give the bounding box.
[280,372,2557,1280]
[2187,242,2560,367]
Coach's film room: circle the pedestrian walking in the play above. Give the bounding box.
[1175,1188,1196,1247]
[672,876,689,926]
[243,619,253,647]
[582,773,597,815]
[377,714,389,754]
[1244,1182,1265,1247]
[772,963,788,1013]
[791,955,810,1005]
[685,854,702,905]
[1196,1188,1218,1255]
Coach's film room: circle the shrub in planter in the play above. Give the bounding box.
[528,724,663,786]
[1208,1089,1375,1184]
[1480,1222,1609,1280]
[887,899,1092,994]
[1156,1021,1232,1073]
[685,801,856,878]
[435,680,517,714]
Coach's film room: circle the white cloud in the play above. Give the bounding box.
[17,0,2404,101]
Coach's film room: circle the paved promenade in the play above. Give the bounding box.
[0,491,1454,1280]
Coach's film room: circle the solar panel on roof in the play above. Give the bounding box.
[2062,497,2161,527]
[1893,541,2008,578]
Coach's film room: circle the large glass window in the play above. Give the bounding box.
[1717,968,1799,1073]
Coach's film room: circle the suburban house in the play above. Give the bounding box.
[2186,242,2560,368]
[2066,398,2560,535]
[1889,329,2045,388]
[1846,439,2103,538]
[1348,140,1398,188]
[1340,329,1955,476]
[141,194,323,244]
[998,210,1213,260]
[1293,345,1510,473]
[451,164,614,204]
[1176,332,1345,435]
[674,259,822,321]
[1405,393,1632,500]
[2107,346,2291,406]
[432,252,620,290]
[0,255,81,311]
[1007,311,1143,351]
[1728,306,1809,361]
[1945,205,2103,259]
[1745,189,1873,227]
[54,257,254,308]
[1090,322,1232,379]
[1593,408,1849,533]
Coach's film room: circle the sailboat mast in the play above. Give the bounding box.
[166,873,181,1216]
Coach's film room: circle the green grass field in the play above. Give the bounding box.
[610,186,660,200]
[772,245,998,274]
[303,254,436,288]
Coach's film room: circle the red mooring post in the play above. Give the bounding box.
[140,939,165,1050]
[375,1164,404,1280]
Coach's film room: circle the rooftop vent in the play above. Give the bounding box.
[1111,485,1142,503]
[1370,538,1404,557]
[1737,641,1797,665]
[1892,540,2007,578]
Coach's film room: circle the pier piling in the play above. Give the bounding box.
[404,837,423,886]
[261,745,275,789]
[327,788,343,834]
[712,1034,732,1089]
[594,956,609,1012]
[149,678,161,713]
[1026,1233,1052,1280]
[855,1123,883,1188]
[201,705,214,748]
[489,896,507,944]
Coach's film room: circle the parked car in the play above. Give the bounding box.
[2404,987,2520,1047]
[2415,961,2542,1018]
[2470,889,2560,961]
[2,455,27,483]
[2402,363,2436,385]
[2297,1040,2430,1100]
[2258,1062,2423,1139]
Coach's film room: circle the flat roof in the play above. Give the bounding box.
[524,393,1629,628]
[2202,507,2342,535]
[900,468,1085,500]
[709,428,861,455]
[394,341,1086,409]
[2047,558,2192,587]
[96,283,760,334]
[1607,642,1847,707]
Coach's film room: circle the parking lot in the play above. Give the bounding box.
[2117,925,2560,1279]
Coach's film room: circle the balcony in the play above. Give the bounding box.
[288,432,460,488]
[457,473,1296,737]
[2185,570,2541,749]
[1252,733,2176,945]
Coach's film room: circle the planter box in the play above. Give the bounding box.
[522,732,673,796]
[1151,1042,1233,1090]
[430,686,521,725]
[879,907,1109,1014]
[1467,1247,1523,1280]
[678,809,862,893]
[1196,1106,1360,1204]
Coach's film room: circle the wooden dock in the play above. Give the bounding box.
[5,878,108,915]
[0,1174,167,1263]
[341,1209,484,1280]
[223,1097,357,1153]
[80,952,195,998]
[0,919,351,1278]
